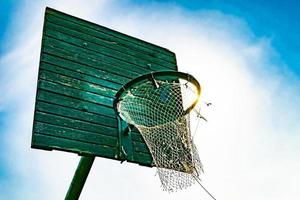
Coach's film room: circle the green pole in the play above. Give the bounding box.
[65,156,95,200]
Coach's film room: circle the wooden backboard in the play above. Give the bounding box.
[31,7,178,166]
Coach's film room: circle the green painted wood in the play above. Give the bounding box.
[41,54,138,80]
[131,152,153,166]
[44,21,175,69]
[37,90,115,117]
[41,53,140,80]
[44,25,175,70]
[42,45,151,79]
[32,7,178,166]
[34,122,117,147]
[38,80,113,107]
[43,17,176,65]
[33,134,118,158]
[133,141,150,154]
[45,8,176,62]
[35,101,116,127]
[43,36,171,74]
[131,131,145,143]
[35,111,118,137]
[40,61,129,87]
[39,69,117,98]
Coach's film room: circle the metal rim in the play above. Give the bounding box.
[113,71,201,117]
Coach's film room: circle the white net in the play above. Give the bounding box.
[117,78,203,192]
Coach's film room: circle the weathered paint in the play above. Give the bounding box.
[31,7,178,166]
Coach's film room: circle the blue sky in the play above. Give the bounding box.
[0,1,300,199]
[131,0,300,75]
[0,0,16,54]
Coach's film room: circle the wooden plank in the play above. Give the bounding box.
[39,69,117,98]
[32,134,118,158]
[41,53,139,80]
[43,36,171,74]
[35,111,118,137]
[133,141,150,154]
[42,45,152,79]
[45,8,176,61]
[35,101,117,128]
[130,130,144,143]
[34,122,118,147]
[44,14,175,64]
[40,62,123,93]
[44,21,176,70]
[40,61,130,88]
[45,20,175,68]
[37,90,115,117]
[38,80,113,107]
[34,100,149,154]
[131,152,153,166]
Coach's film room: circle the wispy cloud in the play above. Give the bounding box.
[0,1,299,199]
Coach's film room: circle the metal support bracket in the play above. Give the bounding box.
[117,116,134,161]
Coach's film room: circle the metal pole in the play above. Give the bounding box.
[65,156,95,200]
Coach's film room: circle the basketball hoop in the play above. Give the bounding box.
[114,71,203,192]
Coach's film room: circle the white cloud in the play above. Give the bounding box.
[1,0,299,200]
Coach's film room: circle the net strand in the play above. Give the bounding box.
[193,175,217,200]
[117,79,203,192]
